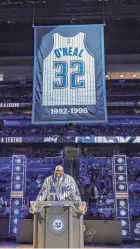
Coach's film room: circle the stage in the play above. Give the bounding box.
[0,243,139,249]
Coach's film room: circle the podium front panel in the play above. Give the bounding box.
[38,208,45,248]
[32,202,84,248]
[45,206,69,248]
[73,209,84,248]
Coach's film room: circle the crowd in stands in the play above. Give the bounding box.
[0,111,31,116]
[4,109,139,116]
[0,147,63,158]
[25,157,61,200]
[0,156,139,219]
[25,170,53,200]
[79,125,140,136]
[109,107,140,115]
[127,159,140,219]
[1,84,140,96]
[108,96,140,102]
[1,96,139,103]
[79,157,115,219]
[0,85,32,96]
[129,195,140,220]
[0,85,32,103]
[0,198,10,217]
[1,84,140,105]
[107,85,140,94]
[0,172,11,195]
[0,97,31,103]
[0,171,11,217]
[80,157,140,219]
[1,83,140,118]
[0,125,140,136]
[0,126,68,136]
[128,158,140,193]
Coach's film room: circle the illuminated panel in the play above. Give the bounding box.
[113,155,130,238]
[9,155,26,237]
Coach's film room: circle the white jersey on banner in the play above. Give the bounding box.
[42,32,96,106]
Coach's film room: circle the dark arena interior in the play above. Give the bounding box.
[0,0,140,248]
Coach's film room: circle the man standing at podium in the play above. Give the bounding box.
[35,164,86,213]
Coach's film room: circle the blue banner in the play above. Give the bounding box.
[32,25,107,124]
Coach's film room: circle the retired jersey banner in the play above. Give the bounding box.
[32,25,107,124]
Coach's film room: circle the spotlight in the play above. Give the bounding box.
[120,200,125,207]
[118,166,123,171]
[118,175,124,181]
[15,158,21,164]
[16,166,20,171]
[15,175,20,181]
[14,209,19,215]
[14,200,20,206]
[119,184,125,190]
[122,229,127,236]
[118,158,123,163]
[13,227,18,234]
[15,184,20,190]
[121,220,127,227]
[120,210,126,216]
[13,218,18,225]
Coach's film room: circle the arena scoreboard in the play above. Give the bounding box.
[32,25,107,124]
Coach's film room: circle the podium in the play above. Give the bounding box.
[31,201,84,248]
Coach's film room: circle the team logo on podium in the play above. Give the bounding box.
[50,216,66,233]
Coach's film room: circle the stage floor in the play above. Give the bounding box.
[0,243,139,249]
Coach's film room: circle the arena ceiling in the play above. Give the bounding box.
[0,0,140,22]
[0,0,140,55]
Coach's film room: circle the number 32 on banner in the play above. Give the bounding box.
[53,61,85,89]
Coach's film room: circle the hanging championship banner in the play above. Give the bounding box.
[32,25,107,124]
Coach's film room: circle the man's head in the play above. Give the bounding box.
[54,165,64,178]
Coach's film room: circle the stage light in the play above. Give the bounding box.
[120,210,126,216]
[119,184,125,190]
[15,175,20,181]
[121,220,127,227]
[117,158,123,163]
[99,208,103,213]
[120,200,125,207]
[13,218,18,225]
[118,166,123,171]
[16,166,20,171]
[14,200,20,206]
[14,209,19,215]
[122,229,127,236]
[13,227,18,234]
[0,74,3,81]
[15,158,21,164]
[118,175,124,181]
[15,184,21,190]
